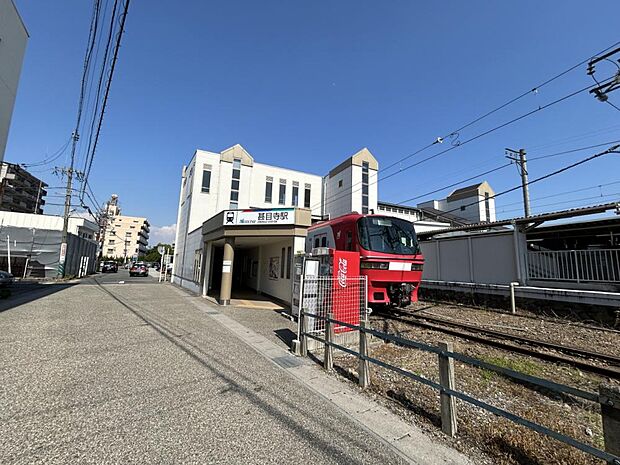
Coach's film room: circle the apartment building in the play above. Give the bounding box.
[418,181,496,224]
[0,162,47,214]
[0,0,29,162]
[100,194,150,261]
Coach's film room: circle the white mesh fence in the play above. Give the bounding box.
[301,276,368,335]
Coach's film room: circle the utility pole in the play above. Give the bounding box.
[58,131,79,277]
[506,148,531,218]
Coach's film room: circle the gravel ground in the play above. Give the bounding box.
[331,309,620,465]
[0,271,409,465]
[407,301,620,357]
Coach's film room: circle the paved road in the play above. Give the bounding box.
[0,272,408,464]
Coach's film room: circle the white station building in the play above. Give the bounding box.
[172,144,446,305]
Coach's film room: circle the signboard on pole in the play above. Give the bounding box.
[223,208,295,226]
[59,242,67,264]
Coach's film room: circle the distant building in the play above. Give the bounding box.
[0,0,29,162]
[99,194,150,260]
[376,201,452,232]
[0,162,47,214]
[418,181,496,224]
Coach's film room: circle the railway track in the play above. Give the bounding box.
[374,309,620,379]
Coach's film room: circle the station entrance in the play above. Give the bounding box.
[198,208,312,307]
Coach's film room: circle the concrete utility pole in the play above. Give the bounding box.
[506,148,531,218]
[58,131,79,277]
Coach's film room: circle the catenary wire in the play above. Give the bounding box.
[315,75,617,213]
[435,144,620,218]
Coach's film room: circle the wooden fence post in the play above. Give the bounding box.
[600,384,620,459]
[438,341,458,437]
[324,311,334,371]
[358,318,370,388]
[300,310,308,357]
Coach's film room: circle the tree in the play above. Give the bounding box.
[143,243,173,264]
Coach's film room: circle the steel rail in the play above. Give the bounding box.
[379,311,620,379]
[399,310,620,365]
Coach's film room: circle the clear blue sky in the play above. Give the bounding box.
[7,0,620,243]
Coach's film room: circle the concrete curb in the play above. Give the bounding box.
[170,284,473,465]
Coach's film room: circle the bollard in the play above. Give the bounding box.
[358,318,370,389]
[300,310,308,357]
[600,384,620,458]
[324,311,334,371]
[438,341,458,437]
[510,282,519,315]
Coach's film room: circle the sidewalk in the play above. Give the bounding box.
[0,274,472,464]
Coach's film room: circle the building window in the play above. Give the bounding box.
[484,192,490,222]
[314,237,319,248]
[107,248,114,254]
[338,179,343,188]
[292,181,299,206]
[265,176,273,203]
[321,236,327,247]
[279,179,286,205]
[286,246,292,279]
[109,239,115,245]
[202,164,212,193]
[280,247,285,278]
[361,161,369,214]
[230,158,241,209]
[304,183,311,208]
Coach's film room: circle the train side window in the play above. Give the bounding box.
[321,236,327,247]
[345,231,353,251]
[314,237,319,248]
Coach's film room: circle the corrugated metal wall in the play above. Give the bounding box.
[0,226,97,278]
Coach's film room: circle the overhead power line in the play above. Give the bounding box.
[394,139,620,207]
[380,40,620,176]
[20,137,72,168]
[436,144,620,218]
[309,39,620,216]
[58,0,103,277]
[315,75,617,213]
[497,192,620,215]
[80,0,131,201]
[81,0,120,177]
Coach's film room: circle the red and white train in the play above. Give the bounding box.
[306,213,424,307]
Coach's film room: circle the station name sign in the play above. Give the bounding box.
[223,208,295,226]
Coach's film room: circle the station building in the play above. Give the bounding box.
[172,144,445,305]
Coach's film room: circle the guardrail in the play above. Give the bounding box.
[528,249,620,283]
[299,309,620,464]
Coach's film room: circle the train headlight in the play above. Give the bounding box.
[410,263,423,271]
[361,261,389,270]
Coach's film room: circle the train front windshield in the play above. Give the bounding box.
[357,216,420,255]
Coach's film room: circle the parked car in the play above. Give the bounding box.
[0,270,14,287]
[129,262,148,277]
[101,261,118,273]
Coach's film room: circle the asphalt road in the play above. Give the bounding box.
[0,271,408,464]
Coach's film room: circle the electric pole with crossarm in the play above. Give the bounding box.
[505,148,531,218]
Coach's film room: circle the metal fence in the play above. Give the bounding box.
[528,249,620,283]
[298,311,620,464]
[299,276,368,336]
